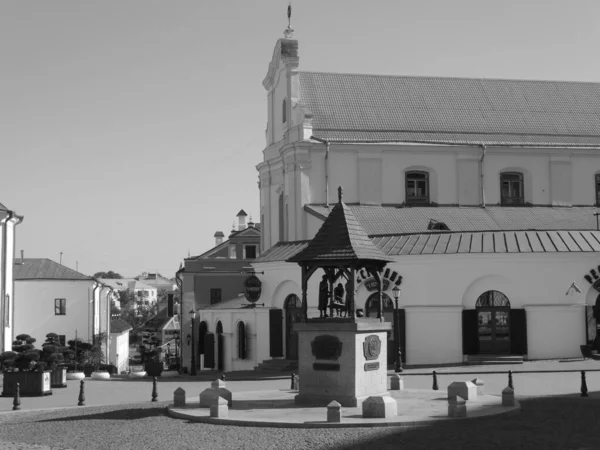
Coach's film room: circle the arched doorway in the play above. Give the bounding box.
[198,321,208,370]
[365,293,396,365]
[284,294,302,360]
[216,321,224,371]
[476,291,511,354]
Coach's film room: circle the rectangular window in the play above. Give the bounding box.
[54,298,66,315]
[501,173,524,205]
[244,245,257,259]
[405,172,429,205]
[210,288,222,305]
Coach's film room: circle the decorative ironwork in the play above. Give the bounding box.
[475,291,511,309]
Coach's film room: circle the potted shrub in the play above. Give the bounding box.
[1,334,52,397]
[40,333,68,388]
[140,332,164,377]
[84,333,110,380]
[65,338,89,380]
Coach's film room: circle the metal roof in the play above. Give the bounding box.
[13,258,92,281]
[305,205,600,235]
[298,72,600,147]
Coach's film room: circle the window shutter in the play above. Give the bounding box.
[238,322,246,360]
[509,309,528,355]
[203,333,215,369]
[269,309,284,357]
[462,309,479,354]
[397,309,406,363]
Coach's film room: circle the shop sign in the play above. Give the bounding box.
[243,275,262,303]
[356,267,402,291]
[584,267,600,292]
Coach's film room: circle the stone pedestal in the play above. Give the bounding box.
[447,381,477,401]
[362,395,397,418]
[210,397,228,418]
[294,319,391,407]
[199,379,232,408]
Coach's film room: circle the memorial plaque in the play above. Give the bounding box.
[364,362,380,371]
[311,335,343,361]
[363,335,381,361]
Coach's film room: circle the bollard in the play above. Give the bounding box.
[508,370,514,390]
[220,374,226,382]
[78,380,85,406]
[12,383,21,411]
[432,371,439,390]
[152,376,158,402]
[291,372,295,390]
[581,371,588,397]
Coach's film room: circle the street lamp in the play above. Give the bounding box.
[190,309,197,376]
[392,285,403,373]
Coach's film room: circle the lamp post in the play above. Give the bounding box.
[392,285,403,373]
[189,310,197,376]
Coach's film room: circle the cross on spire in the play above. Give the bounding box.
[284,2,294,38]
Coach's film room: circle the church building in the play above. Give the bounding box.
[184,24,600,372]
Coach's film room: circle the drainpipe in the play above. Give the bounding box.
[479,144,487,208]
[91,281,100,344]
[1,211,12,351]
[105,285,114,365]
[309,136,330,207]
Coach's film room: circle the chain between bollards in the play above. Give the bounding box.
[78,380,85,406]
[432,371,439,390]
[581,370,588,397]
[12,382,21,411]
[151,376,158,402]
[508,370,514,390]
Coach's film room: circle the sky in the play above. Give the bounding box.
[1,0,600,277]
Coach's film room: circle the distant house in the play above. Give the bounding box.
[13,257,112,356]
[110,318,133,373]
[135,273,177,293]
[99,278,158,310]
[0,203,24,352]
[179,210,261,373]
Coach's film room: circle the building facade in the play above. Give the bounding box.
[186,29,600,371]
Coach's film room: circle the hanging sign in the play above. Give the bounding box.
[584,266,600,292]
[356,267,402,292]
[243,275,262,303]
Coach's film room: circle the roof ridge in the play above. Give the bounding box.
[299,70,600,85]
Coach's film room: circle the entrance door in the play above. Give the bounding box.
[284,294,302,360]
[216,321,224,371]
[476,291,511,354]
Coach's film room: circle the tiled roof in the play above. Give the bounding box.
[372,230,600,255]
[256,240,310,263]
[305,205,600,235]
[110,318,133,334]
[288,192,395,263]
[298,72,600,147]
[141,308,174,331]
[256,230,600,262]
[13,258,92,281]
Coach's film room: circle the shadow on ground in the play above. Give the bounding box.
[37,405,170,423]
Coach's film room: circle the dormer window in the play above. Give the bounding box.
[501,172,524,205]
[282,99,287,123]
[405,171,429,205]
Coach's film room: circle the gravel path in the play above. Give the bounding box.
[0,397,600,450]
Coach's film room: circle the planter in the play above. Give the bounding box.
[91,371,110,380]
[83,366,95,378]
[51,367,67,388]
[160,370,179,378]
[1,371,53,397]
[144,362,164,377]
[128,371,147,378]
[66,372,85,381]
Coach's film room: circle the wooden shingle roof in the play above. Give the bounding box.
[287,188,394,264]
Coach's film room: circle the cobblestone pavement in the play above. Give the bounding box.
[1,361,600,450]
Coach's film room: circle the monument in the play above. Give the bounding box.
[288,186,394,407]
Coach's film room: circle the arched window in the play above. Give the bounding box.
[365,293,394,317]
[595,174,600,206]
[284,294,301,309]
[282,99,287,123]
[500,172,524,205]
[475,291,511,309]
[237,321,246,359]
[405,171,429,205]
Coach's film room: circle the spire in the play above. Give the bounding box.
[284,2,294,39]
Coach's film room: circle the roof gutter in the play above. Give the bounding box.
[1,210,23,350]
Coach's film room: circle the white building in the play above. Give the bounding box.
[186,27,600,372]
[110,318,133,373]
[99,278,158,310]
[0,204,24,352]
[13,258,112,356]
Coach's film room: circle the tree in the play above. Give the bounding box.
[93,271,123,279]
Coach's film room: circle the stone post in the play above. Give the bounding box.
[390,374,403,391]
[448,395,466,418]
[502,386,515,407]
[173,387,186,407]
[327,400,342,423]
[210,396,229,418]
